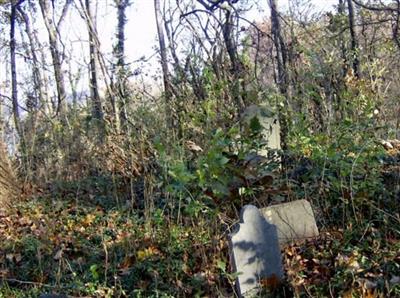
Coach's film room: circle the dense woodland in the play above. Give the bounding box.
[0,0,399,297]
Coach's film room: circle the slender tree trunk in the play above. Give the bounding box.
[392,0,400,52]
[338,0,348,74]
[222,10,245,112]
[116,1,127,71]
[37,37,52,114]
[269,0,289,151]
[27,1,51,114]
[335,0,347,120]
[0,100,3,141]
[18,7,45,108]
[269,0,288,94]
[114,0,130,131]
[18,6,45,178]
[39,0,67,116]
[85,0,103,122]
[347,0,360,78]
[10,0,25,153]
[68,63,81,111]
[154,0,174,127]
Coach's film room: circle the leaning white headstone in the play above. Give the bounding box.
[261,200,319,245]
[229,205,283,297]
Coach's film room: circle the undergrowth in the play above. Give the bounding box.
[1,114,399,297]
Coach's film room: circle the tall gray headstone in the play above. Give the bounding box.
[241,105,281,158]
[229,205,283,297]
[261,200,319,245]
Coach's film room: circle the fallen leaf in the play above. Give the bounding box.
[185,141,203,152]
[54,248,63,260]
[14,253,22,263]
[260,274,281,289]
[83,214,96,226]
[0,269,9,277]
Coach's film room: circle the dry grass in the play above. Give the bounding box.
[0,141,19,208]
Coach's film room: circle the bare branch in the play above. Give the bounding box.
[352,0,397,12]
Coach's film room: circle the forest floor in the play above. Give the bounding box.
[0,148,399,297]
[0,196,399,298]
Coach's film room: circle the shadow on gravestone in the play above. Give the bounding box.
[229,205,283,297]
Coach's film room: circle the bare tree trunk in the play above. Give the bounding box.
[10,0,25,155]
[392,0,400,52]
[269,0,288,95]
[191,0,247,111]
[347,0,360,78]
[18,7,45,109]
[39,0,68,116]
[269,0,289,151]
[338,0,348,73]
[222,10,245,112]
[113,0,131,131]
[154,0,174,127]
[27,1,52,114]
[336,0,347,120]
[85,0,103,122]
[18,5,45,178]
[0,100,3,142]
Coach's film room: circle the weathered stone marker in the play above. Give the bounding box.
[229,200,319,296]
[229,205,283,297]
[261,200,319,245]
[241,104,281,158]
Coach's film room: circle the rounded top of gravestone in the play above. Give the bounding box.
[240,205,260,222]
[241,105,276,121]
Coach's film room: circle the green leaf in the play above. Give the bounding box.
[216,260,226,272]
[249,116,262,134]
[218,156,230,166]
[90,264,99,281]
